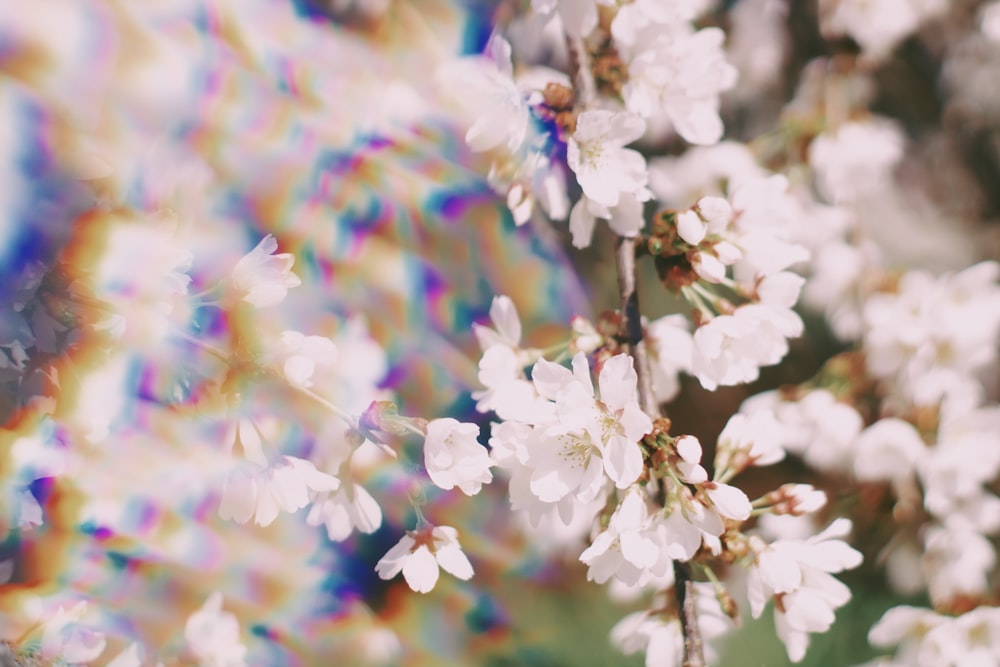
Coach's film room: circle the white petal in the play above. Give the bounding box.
[435,543,474,580]
[677,210,707,245]
[219,470,257,524]
[706,484,751,521]
[402,546,440,593]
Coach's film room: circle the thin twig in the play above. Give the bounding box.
[614,237,657,416]
[565,33,706,667]
[673,560,705,666]
[617,239,706,667]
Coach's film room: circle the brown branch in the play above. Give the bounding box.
[566,30,705,667]
[614,236,656,416]
[673,560,705,667]
[616,238,706,667]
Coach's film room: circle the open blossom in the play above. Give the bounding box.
[567,110,649,208]
[276,331,337,388]
[490,420,596,528]
[869,604,1000,666]
[611,583,732,667]
[219,456,340,526]
[691,303,803,390]
[862,262,1000,407]
[922,525,996,606]
[580,487,661,586]
[423,418,493,495]
[747,518,863,662]
[436,35,528,154]
[808,119,904,203]
[184,592,247,667]
[919,401,1000,520]
[568,190,650,248]
[741,389,864,473]
[375,525,474,593]
[531,353,653,491]
[853,418,927,482]
[230,234,301,308]
[646,314,693,404]
[472,295,551,421]
[306,482,382,541]
[714,411,786,474]
[618,25,737,145]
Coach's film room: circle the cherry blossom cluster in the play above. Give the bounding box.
[467,295,862,662]
[3,0,1000,664]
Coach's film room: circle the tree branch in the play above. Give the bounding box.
[566,32,705,667]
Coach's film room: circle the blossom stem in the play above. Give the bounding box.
[714,466,737,486]
[537,341,570,359]
[680,285,715,319]
[398,421,428,438]
[683,283,720,318]
[292,385,356,425]
[173,329,231,363]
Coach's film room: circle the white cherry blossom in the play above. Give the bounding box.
[568,190,650,249]
[230,235,302,308]
[808,119,904,203]
[375,525,474,593]
[490,421,581,525]
[741,389,863,473]
[472,295,552,421]
[691,303,803,390]
[276,331,337,389]
[853,418,927,482]
[646,314,693,404]
[532,353,652,490]
[580,488,662,585]
[922,525,996,605]
[617,25,737,145]
[218,456,340,526]
[184,592,247,667]
[611,583,732,667]
[714,411,786,474]
[870,604,1000,666]
[747,519,863,662]
[423,418,493,495]
[307,482,382,541]
[567,110,649,208]
[436,35,528,154]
